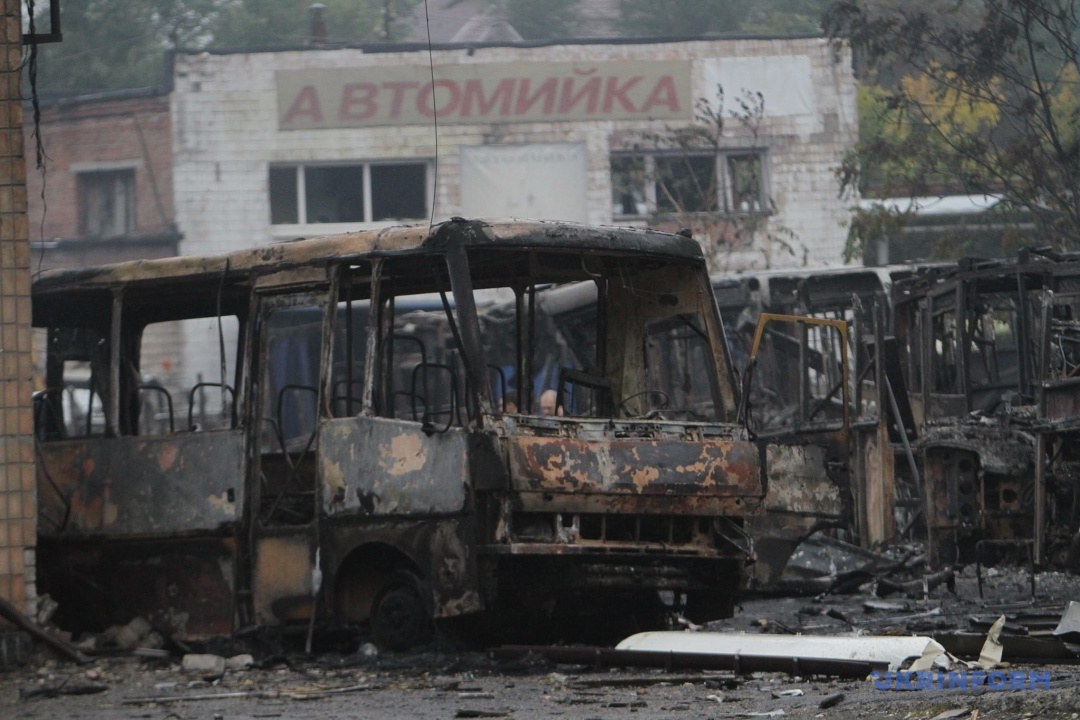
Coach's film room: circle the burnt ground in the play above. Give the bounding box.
[3,568,1080,720]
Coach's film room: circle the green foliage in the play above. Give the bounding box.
[824,0,1080,250]
[496,0,582,40]
[213,0,421,48]
[615,0,752,36]
[841,203,911,263]
[33,0,222,90]
[744,0,832,33]
[30,0,421,91]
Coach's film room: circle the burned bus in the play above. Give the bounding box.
[31,218,761,649]
[889,252,1080,569]
[712,265,929,583]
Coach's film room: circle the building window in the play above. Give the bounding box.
[270,162,429,225]
[79,169,135,238]
[611,151,767,218]
[727,153,764,213]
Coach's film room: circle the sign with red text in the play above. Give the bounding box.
[276,61,692,129]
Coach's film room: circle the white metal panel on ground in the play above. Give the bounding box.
[615,631,946,672]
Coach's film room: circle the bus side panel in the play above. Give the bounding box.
[252,533,314,626]
[746,441,847,584]
[319,417,469,516]
[37,431,245,537]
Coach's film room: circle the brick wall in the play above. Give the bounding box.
[24,93,176,271]
[0,0,34,619]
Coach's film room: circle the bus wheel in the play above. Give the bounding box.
[371,572,432,651]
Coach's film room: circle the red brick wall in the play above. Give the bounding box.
[24,94,174,243]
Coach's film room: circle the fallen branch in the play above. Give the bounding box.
[0,594,91,665]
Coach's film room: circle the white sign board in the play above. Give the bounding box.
[460,143,588,223]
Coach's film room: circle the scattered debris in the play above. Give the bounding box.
[454,712,512,719]
[976,616,1005,669]
[876,569,955,599]
[112,617,153,650]
[0,594,91,665]
[122,682,379,705]
[493,643,879,678]
[928,709,970,720]
[181,653,225,680]
[863,600,910,613]
[1052,600,1080,643]
[818,692,845,708]
[19,681,109,700]
[772,688,804,698]
[225,653,255,672]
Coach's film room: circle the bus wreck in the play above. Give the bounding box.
[887,252,1080,569]
[714,253,1080,581]
[31,218,761,648]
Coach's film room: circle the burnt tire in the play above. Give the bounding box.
[371,573,432,651]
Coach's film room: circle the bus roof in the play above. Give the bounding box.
[32,218,704,292]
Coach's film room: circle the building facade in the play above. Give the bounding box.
[171,36,855,267]
[167,35,856,382]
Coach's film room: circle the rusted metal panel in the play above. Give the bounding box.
[860,422,897,546]
[319,417,469,516]
[36,431,245,538]
[743,442,847,584]
[762,443,842,515]
[507,436,761,504]
[1043,379,1080,422]
[252,534,314,626]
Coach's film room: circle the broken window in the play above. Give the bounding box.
[330,264,374,419]
[33,326,110,440]
[727,153,764,213]
[78,169,135,238]
[138,316,241,435]
[645,314,718,420]
[610,156,647,216]
[269,161,429,225]
[610,150,767,217]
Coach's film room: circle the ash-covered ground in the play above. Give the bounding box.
[3,565,1080,719]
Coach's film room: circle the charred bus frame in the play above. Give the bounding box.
[32,218,762,648]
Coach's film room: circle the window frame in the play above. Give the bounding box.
[77,167,137,238]
[610,149,769,219]
[269,160,433,228]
